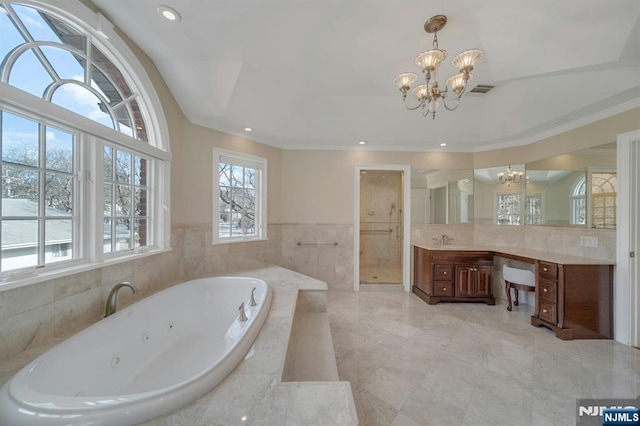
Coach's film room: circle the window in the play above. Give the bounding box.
[590,171,616,229]
[525,193,543,225]
[571,177,586,225]
[0,2,169,280]
[496,191,522,225]
[213,149,267,243]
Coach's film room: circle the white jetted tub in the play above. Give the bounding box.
[0,276,272,425]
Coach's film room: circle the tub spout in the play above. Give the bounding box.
[105,282,140,317]
[238,302,248,322]
[249,287,258,307]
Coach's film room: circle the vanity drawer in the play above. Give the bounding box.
[434,265,453,280]
[539,279,557,303]
[539,261,557,279]
[539,300,557,324]
[434,281,454,297]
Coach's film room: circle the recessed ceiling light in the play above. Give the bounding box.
[157,5,181,22]
[359,141,366,145]
[244,127,253,132]
[440,142,447,147]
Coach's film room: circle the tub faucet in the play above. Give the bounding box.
[249,287,258,307]
[105,282,140,317]
[238,302,248,322]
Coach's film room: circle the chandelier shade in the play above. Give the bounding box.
[393,15,484,119]
[392,73,417,92]
[415,49,447,72]
[451,49,484,73]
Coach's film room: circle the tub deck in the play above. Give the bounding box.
[0,266,358,425]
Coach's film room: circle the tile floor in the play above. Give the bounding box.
[327,290,640,426]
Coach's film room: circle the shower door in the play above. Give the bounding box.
[359,170,403,285]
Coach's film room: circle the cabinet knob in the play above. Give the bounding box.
[543,288,548,293]
[543,267,548,272]
[443,287,447,291]
[443,271,447,275]
[542,309,548,313]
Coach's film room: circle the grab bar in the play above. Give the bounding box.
[296,242,339,246]
[359,229,393,235]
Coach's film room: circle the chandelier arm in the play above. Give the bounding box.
[402,99,427,111]
[441,96,460,111]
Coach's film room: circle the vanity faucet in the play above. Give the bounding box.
[105,282,140,317]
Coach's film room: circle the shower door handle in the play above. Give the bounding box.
[396,225,401,239]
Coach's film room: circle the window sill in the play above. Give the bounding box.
[211,237,268,246]
[0,248,172,293]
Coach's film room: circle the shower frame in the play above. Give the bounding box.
[353,164,411,292]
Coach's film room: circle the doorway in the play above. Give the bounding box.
[354,165,411,291]
[617,129,640,347]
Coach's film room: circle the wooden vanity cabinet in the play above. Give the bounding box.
[413,247,495,305]
[530,261,613,340]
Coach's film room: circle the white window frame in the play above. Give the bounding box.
[0,0,171,290]
[212,148,267,244]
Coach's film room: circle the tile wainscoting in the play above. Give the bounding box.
[0,222,615,366]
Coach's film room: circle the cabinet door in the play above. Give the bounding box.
[474,265,492,297]
[455,266,474,297]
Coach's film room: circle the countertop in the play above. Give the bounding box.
[413,244,615,265]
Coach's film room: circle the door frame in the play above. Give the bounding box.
[616,129,640,346]
[354,164,411,292]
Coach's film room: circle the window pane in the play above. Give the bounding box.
[2,111,39,167]
[134,156,146,185]
[40,46,85,82]
[44,173,73,214]
[116,150,131,183]
[245,168,255,189]
[1,166,39,206]
[8,49,54,97]
[114,105,133,137]
[90,65,123,106]
[244,214,255,235]
[134,219,147,247]
[115,185,131,216]
[115,218,131,251]
[103,184,112,215]
[45,126,73,172]
[0,5,28,63]
[134,189,147,217]
[45,219,72,263]
[2,219,38,271]
[219,163,231,186]
[103,146,113,181]
[128,99,148,142]
[232,165,243,187]
[245,188,255,210]
[51,83,114,128]
[12,5,86,51]
[103,217,112,253]
[91,44,132,97]
[231,213,243,237]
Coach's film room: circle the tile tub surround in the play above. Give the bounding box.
[328,290,640,425]
[0,266,358,425]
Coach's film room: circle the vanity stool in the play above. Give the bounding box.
[503,265,535,311]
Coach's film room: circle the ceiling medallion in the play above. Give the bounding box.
[393,15,483,119]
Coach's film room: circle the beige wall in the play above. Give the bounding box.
[180,123,282,226]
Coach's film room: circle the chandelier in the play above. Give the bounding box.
[393,15,483,119]
[498,166,524,187]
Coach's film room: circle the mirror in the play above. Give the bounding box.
[411,169,474,224]
[525,143,617,229]
[473,164,526,225]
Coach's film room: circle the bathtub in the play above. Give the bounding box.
[0,276,272,425]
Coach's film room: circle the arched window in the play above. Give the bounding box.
[571,176,586,225]
[590,171,617,229]
[0,1,170,281]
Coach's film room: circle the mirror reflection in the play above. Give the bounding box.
[411,169,474,224]
[474,164,525,225]
[525,143,617,229]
